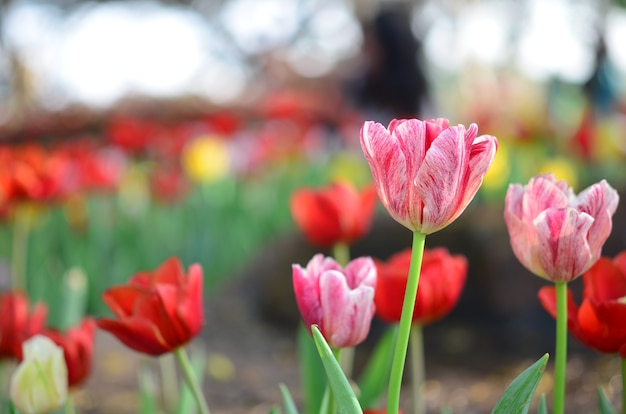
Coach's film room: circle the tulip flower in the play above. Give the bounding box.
[375,247,467,325]
[292,254,376,348]
[97,257,204,356]
[0,291,47,360]
[538,251,626,356]
[290,181,377,247]
[360,118,497,234]
[10,335,68,414]
[504,174,619,283]
[505,174,619,414]
[44,318,96,387]
[360,117,496,414]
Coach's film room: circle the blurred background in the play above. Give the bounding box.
[0,0,625,411]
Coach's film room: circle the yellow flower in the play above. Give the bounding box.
[182,135,231,183]
[10,335,68,414]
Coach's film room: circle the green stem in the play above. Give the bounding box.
[553,281,568,414]
[65,394,77,414]
[11,208,31,291]
[620,358,626,414]
[410,325,425,414]
[332,242,350,267]
[174,347,210,414]
[387,231,426,414]
[159,353,178,411]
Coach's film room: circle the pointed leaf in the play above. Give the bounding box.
[357,326,397,408]
[267,408,281,414]
[279,383,299,414]
[598,387,616,414]
[491,354,549,414]
[298,324,327,414]
[311,325,362,414]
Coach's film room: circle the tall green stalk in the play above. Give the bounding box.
[174,347,210,414]
[410,325,426,414]
[11,208,32,291]
[620,358,626,414]
[553,281,568,414]
[387,231,426,414]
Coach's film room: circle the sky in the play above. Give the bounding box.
[2,0,625,108]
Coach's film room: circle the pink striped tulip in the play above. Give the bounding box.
[504,174,619,282]
[360,118,497,234]
[292,254,376,348]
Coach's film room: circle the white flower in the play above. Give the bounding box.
[10,335,68,414]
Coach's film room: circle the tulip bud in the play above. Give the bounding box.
[10,335,68,414]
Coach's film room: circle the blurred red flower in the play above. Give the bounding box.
[97,257,204,356]
[44,318,96,387]
[290,181,377,247]
[539,251,626,356]
[0,291,47,359]
[374,247,467,325]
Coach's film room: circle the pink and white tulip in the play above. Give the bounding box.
[360,118,497,234]
[504,174,619,282]
[292,254,377,348]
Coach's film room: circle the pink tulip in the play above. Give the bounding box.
[504,174,619,282]
[292,254,376,348]
[360,118,497,234]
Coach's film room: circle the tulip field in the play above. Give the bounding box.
[0,92,625,414]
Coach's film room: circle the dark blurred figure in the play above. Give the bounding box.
[351,5,431,121]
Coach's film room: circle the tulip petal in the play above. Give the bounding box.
[174,263,204,338]
[290,189,342,245]
[533,208,594,281]
[577,180,619,261]
[292,263,323,330]
[583,257,626,302]
[360,121,411,227]
[320,270,375,348]
[102,285,150,318]
[577,299,626,353]
[414,125,468,233]
[97,317,171,356]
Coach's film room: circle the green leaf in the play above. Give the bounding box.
[357,325,397,408]
[598,387,616,414]
[311,325,362,414]
[491,353,549,414]
[537,393,548,414]
[440,407,452,414]
[266,407,281,414]
[298,324,327,414]
[279,384,299,414]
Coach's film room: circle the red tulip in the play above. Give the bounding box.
[0,291,47,360]
[539,251,626,356]
[44,318,95,387]
[374,248,467,325]
[290,181,377,246]
[505,174,619,282]
[360,118,497,234]
[293,254,377,348]
[97,257,204,356]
